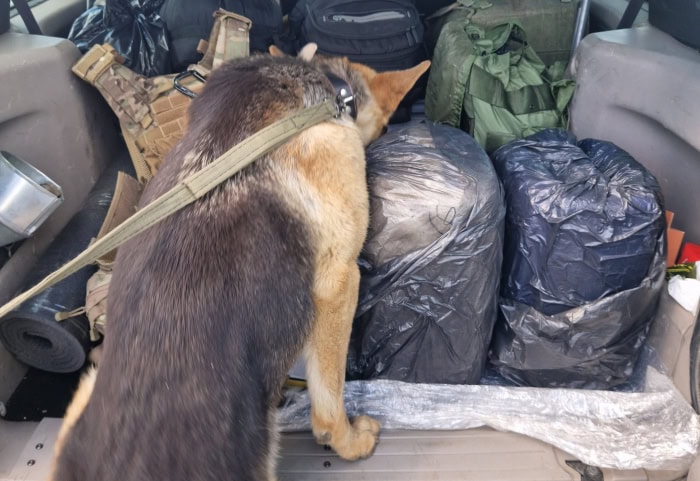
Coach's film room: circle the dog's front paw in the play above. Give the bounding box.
[338,415,380,461]
[352,415,380,438]
[312,413,381,461]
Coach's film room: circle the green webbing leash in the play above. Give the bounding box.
[0,99,338,320]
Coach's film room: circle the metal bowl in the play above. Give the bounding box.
[0,151,64,247]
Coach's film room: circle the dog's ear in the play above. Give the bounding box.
[369,60,431,116]
[269,45,285,57]
[270,43,317,61]
[298,43,318,62]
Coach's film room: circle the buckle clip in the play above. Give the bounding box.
[326,73,357,120]
[173,70,207,99]
[335,87,355,119]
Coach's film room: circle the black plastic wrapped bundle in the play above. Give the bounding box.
[489,129,666,389]
[347,120,506,384]
[0,156,131,373]
[68,0,171,77]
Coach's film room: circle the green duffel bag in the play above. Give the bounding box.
[425,21,575,153]
[423,0,577,65]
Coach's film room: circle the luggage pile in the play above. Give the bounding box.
[283,0,664,391]
[58,0,670,391]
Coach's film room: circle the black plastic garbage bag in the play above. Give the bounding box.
[68,0,171,77]
[347,120,506,384]
[489,128,666,389]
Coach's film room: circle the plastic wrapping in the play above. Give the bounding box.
[490,246,665,389]
[68,0,171,77]
[347,120,505,384]
[278,365,700,471]
[488,128,666,389]
[494,128,665,314]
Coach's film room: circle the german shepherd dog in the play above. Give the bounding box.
[50,44,430,481]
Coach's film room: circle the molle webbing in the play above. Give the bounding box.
[71,9,252,184]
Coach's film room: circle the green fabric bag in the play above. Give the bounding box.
[425,21,575,152]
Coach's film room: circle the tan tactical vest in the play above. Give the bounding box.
[72,9,252,184]
[67,9,251,341]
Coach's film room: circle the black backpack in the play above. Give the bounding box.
[289,0,426,72]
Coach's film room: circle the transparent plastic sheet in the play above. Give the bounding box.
[278,362,700,471]
[68,0,171,77]
[348,120,505,384]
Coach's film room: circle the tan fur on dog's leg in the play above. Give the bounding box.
[266,410,280,481]
[49,367,97,480]
[304,262,379,460]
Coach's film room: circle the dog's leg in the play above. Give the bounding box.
[54,367,96,453]
[49,366,97,480]
[266,409,280,481]
[304,261,380,460]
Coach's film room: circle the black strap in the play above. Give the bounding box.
[617,0,645,29]
[11,0,42,35]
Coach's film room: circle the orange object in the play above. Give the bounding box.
[666,211,685,267]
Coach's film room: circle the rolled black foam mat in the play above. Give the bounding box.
[0,314,91,374]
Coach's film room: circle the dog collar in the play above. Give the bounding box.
[326,73,357,120]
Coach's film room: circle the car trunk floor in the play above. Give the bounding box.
[3,367,84,421]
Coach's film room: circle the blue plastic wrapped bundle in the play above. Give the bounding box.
[489,128,666,389]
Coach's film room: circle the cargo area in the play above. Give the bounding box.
[1,1,700,480]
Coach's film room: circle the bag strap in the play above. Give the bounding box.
[0,99,338,320]
[197,9,252,74]
[617,0,645,29]
[121,127,155,183]
[466,22,527,54]
[94,172,142,269]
